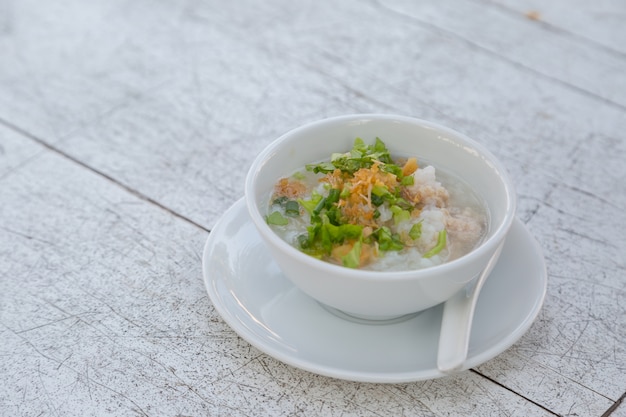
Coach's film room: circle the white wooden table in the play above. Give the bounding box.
[1,0,625,415]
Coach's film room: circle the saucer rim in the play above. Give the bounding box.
[202,198,547,383]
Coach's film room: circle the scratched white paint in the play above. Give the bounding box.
[0,126,46,179]
[0,0,625,415]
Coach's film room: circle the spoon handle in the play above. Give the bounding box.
[437,242,505,373]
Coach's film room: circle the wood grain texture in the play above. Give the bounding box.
[0,126,46,179]
[489,0,626,55]
[1,0,624,415]
[376,0,626,109]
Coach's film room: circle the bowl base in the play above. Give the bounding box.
[319,303,423,325]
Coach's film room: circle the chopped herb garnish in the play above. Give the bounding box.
[272,196,288,206]
[313,197,327,215]
[340,185,351,199]
[305,161,335,174]
[298,191,323,214]
[325,188,341,208]
[375,227,404,251]
[297,234,310,248]
[267,211,289,226]
[342,240,362,268]
[390,205,411,225]
[409,222,422,240]
[306,137,398,176]
[393,197,413,210]
[284,200,300,217]
[423,229,447,258]
[371,193,384,207]
[326,206,342,225]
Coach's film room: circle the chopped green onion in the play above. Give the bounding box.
[298,217,364,258]
[285,200,300,217]
[297,234,309,248]
[320,223,332,252]
[325,188,341,208]
[305,224,319,245]
[306,161,335,174]
[272,196,288,206]
[371,185,390,197]
[342,240,362,268]
[304,137,401,176]
[380,163,402,177]
[330,152,344,161]
[401,175,414,186]
[340,185,351,199]
[313,197,327,215]
[298,191,323,214]
[326,206,342,225]
[375,227,404,251]
[371,185,392,206]
[393,197,413,210]
[423,229,447,258]
[326,223,363,243]
[267,211,289,225]
[409,222,422,240]
[390,205,411,225]
[371,193,384,206]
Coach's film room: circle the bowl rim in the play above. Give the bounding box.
[245,113,517,282]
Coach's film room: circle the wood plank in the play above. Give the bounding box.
[0,0,191,139]
[487,0,626,55]
[211,357,556,416]
[374,0,626,109]
[0,126,46,179]
[475,131,626,414]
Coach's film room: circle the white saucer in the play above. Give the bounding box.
[202,199,547,383]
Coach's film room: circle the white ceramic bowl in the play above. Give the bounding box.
[245,114,516,319]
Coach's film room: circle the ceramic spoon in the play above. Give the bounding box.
[437,242,505,373]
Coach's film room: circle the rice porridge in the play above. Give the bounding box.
[266,137,487,271]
